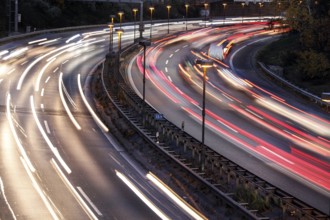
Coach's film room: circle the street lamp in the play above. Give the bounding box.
[185,4,189,31]
[132,8,138,40]
[241,3,245,23]
[204,3,208,28]
[139,40,151,114]
[110,14,115,24]
[167,5,171,34]
[196,59,213,171]
[116,28,124,53]
[277,2,281,19]
[149,6,155,39]
[108,21,114,53]
[258,2,263,21]
[222,3,227,25]
[118,11,124,28]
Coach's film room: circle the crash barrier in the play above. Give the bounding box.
[258,62,330,111]
[0,18,202,46]
[96,43,329,219]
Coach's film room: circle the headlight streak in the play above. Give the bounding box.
[183,106,330,190]
[2,47,28,61]
[6,93,36,173]
[30,95,72,174]
[257,98,330,137]
[17,43,75,90]
[59,72,81,130]
[146,172,207,220]
[28,38,48,45]
[66,34,81,44]
[77,74,109,132]
[115,170,170,220]
[0,177,16,220]
[38,38,61,46]
[35,57,56,92]
[21,157,60,220]
[131,24,330,191]
[51,158,99,220]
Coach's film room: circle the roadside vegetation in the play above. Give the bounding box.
[0,0,199,37]
[258,0,329,96]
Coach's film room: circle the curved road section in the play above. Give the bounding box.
[0,24,199,219]
[127,23,330,214]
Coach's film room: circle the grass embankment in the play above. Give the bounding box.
[258,33,330,97]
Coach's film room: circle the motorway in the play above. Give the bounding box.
[0,20,329,219]
[127,23,330,214]
[0,23,202,219]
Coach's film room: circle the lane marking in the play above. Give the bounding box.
[8,68,15,75]
[41,103,44,112]
[165,67,168,73]
[53,67,59,73]
[31,95,72,174]
[165,60,169,65]
[45,76,51,83]
[0,177,17,220]
[62,59,69,64]
[44,120,51,134]
[261,146,294,165]
[217,120,238,133]
[20,61,28,66]
[41,88,45,96]
[77,187,103,216]
[169,54,173,58]
[167,76,172,82]
[51,159,98,220]
[175,49,180,53]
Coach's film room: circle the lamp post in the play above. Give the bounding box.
[241,3,245,23]
[196,59,213,171]
[277,2,281,19]
[167,5,171,34]
[118,11,124,28]
[222,3,227,25]
[108,22,114,53]
[133,8,138,40]
[116,28,124,53]
[149,6,155,39]
[204,3,208,28]
[258,2,263,21]
[139,40,151,115]
[185,4,189,31]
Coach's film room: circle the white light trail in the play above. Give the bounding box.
[77,187,103,216]
[20,157,59,220]
[77,74,108,132]
[51,159,99,220]
[6,93,36,173]
[147,172,207,220]
[35,57,56,92]
[30,95,72,174]
[0,177,17,220]
[38,38,61,46]
[66,34,81,44]
[59,72,81,130]
[17,43,74,90]
[28,38,47,44]
[115,170,170,220]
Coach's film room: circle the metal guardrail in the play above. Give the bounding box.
[258,62,330,111]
